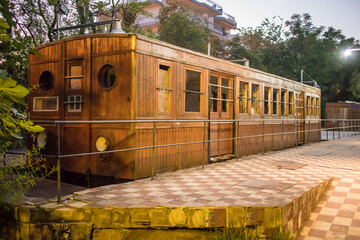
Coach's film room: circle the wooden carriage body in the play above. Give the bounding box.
[28,34,321,180]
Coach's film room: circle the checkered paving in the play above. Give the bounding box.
[71,136,360,213]
[24,134,360,239]
[298,177,360,239]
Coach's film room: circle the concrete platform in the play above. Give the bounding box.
[7,135,360,239]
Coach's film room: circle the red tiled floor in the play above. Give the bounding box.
[316,214,335,223]
[330,224,349,234]
[344,198,360,205]
[308,228,327,238]
[325,201,343,209]
[338,210,356,218]
[351,219,360,227]
[338,182,353,187]
[332,191,348,197]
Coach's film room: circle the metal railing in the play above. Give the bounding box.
[5,118,360,204]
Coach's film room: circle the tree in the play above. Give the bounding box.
[228,13,360,116]
[0,2,53,204]
[226,34,264,70]
[209,37,227,58]
[157,3,210,53]
[349,71,360,100]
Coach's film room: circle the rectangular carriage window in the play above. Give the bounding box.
[251,84,260,114]
[239,81,249,113]
[307,96,311,115]
[185,69,202,112]
[157,64,172,113]
[289,92,294,115]
[33,96,58,111]
[70,65,82,76]
[210,76,218,112]
[273,89,279,115]
[66,61,83,90]
[264,87,271,115]
[316,97,320,116]
[221,78,230,112]
[311,97,315,115]
[67,95,82,112]
[281,89,287,115]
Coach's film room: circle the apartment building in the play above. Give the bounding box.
[134,0,237,40]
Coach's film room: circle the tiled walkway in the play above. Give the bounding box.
[298,177,360,239]
[23,134,360,239]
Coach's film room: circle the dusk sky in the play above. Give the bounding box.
[219,0,360,41]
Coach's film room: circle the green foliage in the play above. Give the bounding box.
[210,37,227,59]
[0,5,53,205]
[118,0,152,31]
[157,3,210,54]
[230,13,360,115]
[212,224,257,240]
[0,69,52,205]
[212,225,293,240]
[349,71,360,100]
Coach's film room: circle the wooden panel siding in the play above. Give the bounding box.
[28,34,321,180]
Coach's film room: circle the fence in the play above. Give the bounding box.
[5,118,360,204]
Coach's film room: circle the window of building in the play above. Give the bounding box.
[239,81,249,114]
[221,78,230,112]
[281,89,287,115]
[316,97,320,116]
[67,95,83,112]
[185,69,202,112]
[273,89,279,115]
[264,87,271,115]
[39,70,54,93]
[311,97,316,115]
[98,64,117,90]
[157,64,172,113]
[33,96,58,111]
[66,61,83,90]
[289,92,294,115]
[307,96,311,115]
[210,76,218,112]
[251,84,260,114]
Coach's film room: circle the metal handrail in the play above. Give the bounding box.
[12,118,360,204]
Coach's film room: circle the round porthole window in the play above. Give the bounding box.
[95,136,110,152]
[37,131,48,147]
[98,64,117,90]
[39,71,54,93]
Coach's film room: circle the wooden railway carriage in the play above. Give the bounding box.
[28,34,321,180]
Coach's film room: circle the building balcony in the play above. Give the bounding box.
[166,0,223,16]
[214,12,237,29]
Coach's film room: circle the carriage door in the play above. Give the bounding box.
[209,74,233,156]
[62,59,89,173]
[295,91,305,144]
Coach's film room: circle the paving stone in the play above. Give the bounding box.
[19,135,360,239]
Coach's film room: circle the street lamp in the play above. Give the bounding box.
[345,48,360,57]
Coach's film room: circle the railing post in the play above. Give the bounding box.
[56,123,61,205]
[342,120,344,138]
[326,120,328,140]
[337,120,340,139]
[281,120,284,150]
[151,122,156,180]
[295,120,298,147]
[307,119,310,144]
[202,121,206,169]
[237,121,240,160]
[262,120,265,154]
